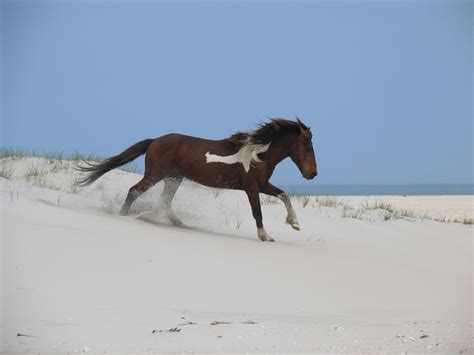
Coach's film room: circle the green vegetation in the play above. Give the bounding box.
[339,198,470,225]
[0,146,139,174]
[432,216,473,225]
[24,167,41,181]
[120,162,139,174]
[1,146,101,162]
[262,195,279,205]
[462,218,473,225]
[341,207,365,220]
[314,196,349,210]
[0,163,13,179]
[299,195,311,208]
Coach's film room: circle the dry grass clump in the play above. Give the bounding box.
[0,147,103,162]
[315,196,349,209]
[262,195,279,205]
[432,216,473,225]
[0,163,13,179]
[298,195,311,208]
[0,147,140,175]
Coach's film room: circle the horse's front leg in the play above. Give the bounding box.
[244,185,274,242]
[260,182,300,231]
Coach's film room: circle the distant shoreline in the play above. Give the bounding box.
[281,184,474,196]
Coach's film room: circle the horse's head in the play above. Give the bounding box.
[289,118,318,180]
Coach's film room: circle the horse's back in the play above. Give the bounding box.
[149,133,236,155]
[144,133,242,184]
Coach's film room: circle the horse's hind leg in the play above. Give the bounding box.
[120,175,158,216]
[161,177,185,227]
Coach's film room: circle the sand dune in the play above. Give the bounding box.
[0,157,472,353]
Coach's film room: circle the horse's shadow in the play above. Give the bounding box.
[129,210,293,245]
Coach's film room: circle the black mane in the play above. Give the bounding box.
[226,118,310,146]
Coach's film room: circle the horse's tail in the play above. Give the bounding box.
[76,138,154,186]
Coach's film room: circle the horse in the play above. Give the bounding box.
[77,118,317,242]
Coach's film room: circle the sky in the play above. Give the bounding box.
[1,0,472,185]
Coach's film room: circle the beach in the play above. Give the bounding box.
[1,157,472,353]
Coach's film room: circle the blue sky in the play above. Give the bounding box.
[1,0,472,185]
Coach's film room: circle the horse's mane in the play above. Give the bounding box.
[226,118,309,147]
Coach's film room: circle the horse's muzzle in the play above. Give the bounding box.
[303,171,317,180]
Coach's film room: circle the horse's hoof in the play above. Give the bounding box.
[172,221,186,228]
[286,216,300,231]
[257,228,273,242]
[290,222,300,231]
[170,218,186,228]
[168,213,186,228]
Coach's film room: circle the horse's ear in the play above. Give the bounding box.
[296,116,310,131]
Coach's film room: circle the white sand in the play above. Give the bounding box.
[1,157,472,353]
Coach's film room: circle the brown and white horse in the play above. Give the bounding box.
[78,118,318,241]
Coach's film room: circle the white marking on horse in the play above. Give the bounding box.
[205,142,270,172]
[277,192,300,230]
[257,227,274,242]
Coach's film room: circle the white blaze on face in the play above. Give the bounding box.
[205,142,270,172]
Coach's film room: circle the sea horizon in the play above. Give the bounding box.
[280,183,474,196]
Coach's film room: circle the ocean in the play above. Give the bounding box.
[280,184,474,196]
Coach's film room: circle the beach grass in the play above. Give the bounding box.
[1,146,102,162]
[0,163,13,180]
[324,196,471,225]
[0,146,138,173]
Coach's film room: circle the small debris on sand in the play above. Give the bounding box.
[152,327,181,334]
[241,320,258,324]
[16,333,37,338]
[178,321,197,326]
[211,320,232,326]
[420,334,430,339]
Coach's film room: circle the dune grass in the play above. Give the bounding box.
[261,195,279,205]
[322,196,471,225]
[0,146,140,174]
[314,196,350,210]
[299,195,311,208]
[0,163,13,180]
[1,146,102,162]
[24,167,41,182]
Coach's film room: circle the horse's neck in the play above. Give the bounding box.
[265,141,290,168]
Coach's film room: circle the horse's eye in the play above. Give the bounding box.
[305,142,313,151]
